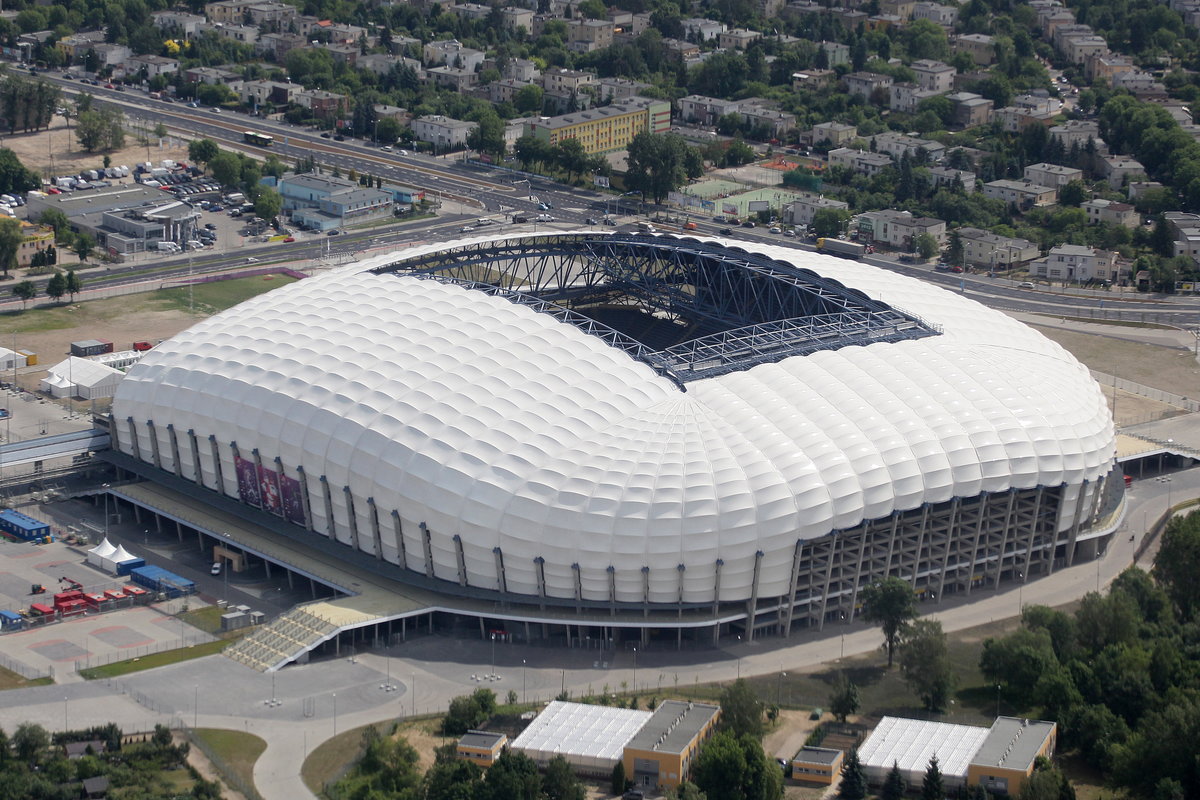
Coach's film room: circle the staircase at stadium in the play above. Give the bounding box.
[224,603,372,672]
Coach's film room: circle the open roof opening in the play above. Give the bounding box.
[373,233,941,387]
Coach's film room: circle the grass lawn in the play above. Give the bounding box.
[0,666,52,691]
[180,606,230,636]
[78,638,233,679]
[193,728,267,796]
[0,274,296,332]
[301,721,389,795]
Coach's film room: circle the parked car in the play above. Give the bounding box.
[719,227,733,235]
[1019,281,1036,289]
[321,132,331,138]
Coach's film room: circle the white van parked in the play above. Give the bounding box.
[155,241,181,253]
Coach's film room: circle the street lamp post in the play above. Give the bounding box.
[632,647,637,695]
[777,669,786,707]
[996,685,1001,717]
[194,684,198,728]
[332,693,337,736]
[63,696,68,730]
[522,659,527,704]
[736,635,742,680]
[490,632,496,679]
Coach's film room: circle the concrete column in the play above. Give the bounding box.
[187,429,203,488]
[209,435,225,495]
[420,522,434,578]
[297,466,315,532]
[146,420,162,469]
[494,547,507,594]
[747,550,764,641]
[391,510,407,569]
[127,417,142,461]
[166,424,182,477]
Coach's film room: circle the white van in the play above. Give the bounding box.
[155,241,181,253]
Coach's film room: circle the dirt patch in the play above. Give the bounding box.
[175,731,248,800]
[1107,388,1185,428]
[393,718,446,774]
[5,113,190,180]
[764,709,823,761]
[1032,325,1200,399]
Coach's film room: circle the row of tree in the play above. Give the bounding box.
[0,72,59,136]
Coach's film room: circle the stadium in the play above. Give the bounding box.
[106,232,1120,654]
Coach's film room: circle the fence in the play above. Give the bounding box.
[1093,370,1200,414]
[993,302,1200,330]
[74,632,218,673]
[182,724,265,800]
[0,649,52,680]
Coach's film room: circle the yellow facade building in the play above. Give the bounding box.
[790,746,844,784]
[456,730,507,767]
[18,222,54,268]
[622,701,721,790]
[524,97,671,155]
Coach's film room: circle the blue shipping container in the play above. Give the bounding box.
[0,509,50,542]
[0,610,24,630]
[129,565,195,597]
[116,558,146,576]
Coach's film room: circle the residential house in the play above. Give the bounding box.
[856,209,947,248]
[255,32,306,62]
[1101,156,1146,189]
[205,0,252,23]
[956,227,1040,268]
[929,166,976,188]
[501,6,534,30]
[952,33,995,65]
[844,71,894,100]
[889,83,941,113]
[662,38,702,58]
[427,66,479,91]
[542,68,596,94]
[505,58,540,82]
[880,0,915,17]
[1049,119,1105,150]
[827,148,894,176]
[205,22,260,44]
[374,104,410,125]
[679,95,742,127]
[866,14,906,31]
[1085,52,1136,84]
[596,78,653,102]
[125,54,179,79]
[245,1,298,28]
[683,18,727,40]
[412,115,479,150]
[946,92,993,127]
[567,19,614,53]
[871,131,946,161]
[152,10,205,36]
[912,2,957,25]
[238,79,294,107]
[1063,34,1109,64]
[819,40,850,66]
[449,2,493,20]
[718,28,762,49]
[85,42,131,68]
[811,122,857,146]
[292,89,349,120]
[792,69,838,88]
[184,66,241,85]
[1082,198,1139,228]
[737,101,797,137]
[994,106,1056,133]
[525,97,671,154]
[1127,181,1164,200]
[1032,244,1120,283]
[484,79,532,104]
[983,179,1057,208]
[1023,162,1083,190]
[911,59,956,93]
[423,40,486,72]
[17,222,54,269]
[784,194,850,227]
[319,42,358,66]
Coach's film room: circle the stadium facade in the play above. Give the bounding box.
[108,233,1120,641]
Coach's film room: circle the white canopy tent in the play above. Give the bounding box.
[86,537,116,569]
[40,357,125,399]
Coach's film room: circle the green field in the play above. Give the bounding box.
[193,728,267,798]
[0,666,52,691]
[0,273,297,333]
[78,638,233,679]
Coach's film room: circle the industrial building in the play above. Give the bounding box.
[277,172,393,231]
[508,700,719,790]
[104,232,1118,671]
[858,716,1057,795]
[25,184,200,255]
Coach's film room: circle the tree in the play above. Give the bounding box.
[946,230,964,267]
[73,233,94,263]
[0,148,39,195]
[980,627,1059,708]
[860,576,919,667]
[882,762,907,800]
[543,755,585,800]
[839,748,867,800]
[424,758,483,800]
[1058,180,1087,207]
[12,722,48,765]
[188,138,221,166]
[466,110,506,158]
[625,132,702,205]
[0,216,22,275]
[254,187,282,223]
[514,84,545,115]
[693,730,782,800]
[723,139,756,167]
[209,152,243,189]
[476,750,541,800]
[65,269,82,302]
[899,619,954,711]
[667,782,708,800]
[914,232,940,260]
[611,761,629,796]
[829,673,860,722]
[719,679,764,739]
[811,208,849,238]
[46,272,66,301]
[75,108,124,152]
[376,117,403,144]
[1154,511,1200,621]
[554,138,591,182]
[921,755,944,800]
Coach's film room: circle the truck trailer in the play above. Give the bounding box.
[816,238,870,259]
